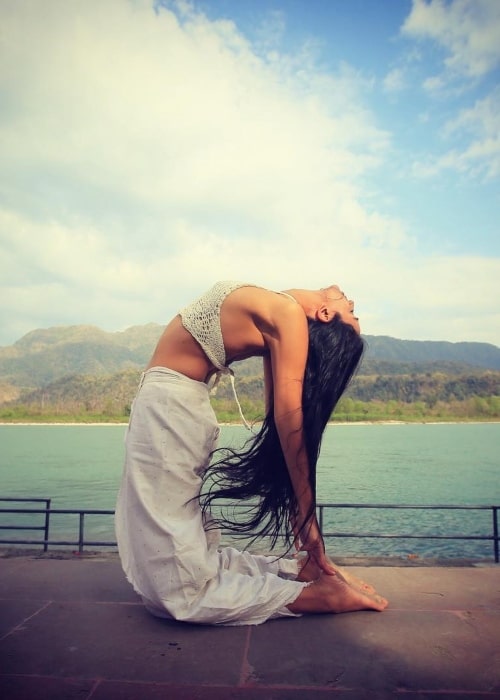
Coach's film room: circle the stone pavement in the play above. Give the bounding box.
[0,553,499,699]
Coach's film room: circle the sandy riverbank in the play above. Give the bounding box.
[1,419,499,427]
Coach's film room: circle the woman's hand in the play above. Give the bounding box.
[296,521,337,576]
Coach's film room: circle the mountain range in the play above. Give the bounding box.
[0,324,499,406]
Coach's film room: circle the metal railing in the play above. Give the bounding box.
[317,502,499,563]
[0,497,52,552]
[0,498,499,561]
[0,498,115,554]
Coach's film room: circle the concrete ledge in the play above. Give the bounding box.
[0,556,499,699]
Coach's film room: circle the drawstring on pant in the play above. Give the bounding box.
[209,369,254,432]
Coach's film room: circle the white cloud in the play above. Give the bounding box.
[422,75,446,93]
[253,8,287,55]
[399,1,500,183]
[443,88,500,178]
[411,87,500,179]
[357,250,500,343]
[403,0,500,80]
[0,0,389,231]
[0,0,498,348]
[383,68,406,93]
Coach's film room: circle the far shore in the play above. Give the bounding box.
[1,419,499,427]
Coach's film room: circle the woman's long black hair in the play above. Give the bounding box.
[200,314,365,549]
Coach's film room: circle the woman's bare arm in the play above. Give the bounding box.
[265,303,335,575]
[263,355,273,414]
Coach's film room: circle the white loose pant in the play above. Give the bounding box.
[115,367,307,626]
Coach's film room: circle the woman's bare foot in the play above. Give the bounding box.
[330,563,377,595]
[297,555,377,595]
[289,571,388,615]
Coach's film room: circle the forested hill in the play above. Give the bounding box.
[0,323,499,392]
[364,335,500,369]
[1,324,499,421]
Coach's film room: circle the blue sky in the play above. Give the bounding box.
[0,0,499,347]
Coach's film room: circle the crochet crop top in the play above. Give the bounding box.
[179,281,297,430]
[180,281,255,370]
[180,281,256,428]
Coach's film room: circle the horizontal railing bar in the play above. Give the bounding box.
[322,533,496,541]
[1,499,497,510]
[0,505,496,515]
[0,497,51,503]
[0,525,47,531]
[0,539,117,547]
[79,541,116,547]
[0,508,115,515]
[317,503,497,510]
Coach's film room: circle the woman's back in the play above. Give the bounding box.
[147,284,306,382]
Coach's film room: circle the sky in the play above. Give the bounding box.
[1,0,499,347]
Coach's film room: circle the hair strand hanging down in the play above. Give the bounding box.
[199,314,365,550]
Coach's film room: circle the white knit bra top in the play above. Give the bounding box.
[179,281,297,430]
[180,281,255,370]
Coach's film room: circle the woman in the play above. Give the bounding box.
[115,281,387,625]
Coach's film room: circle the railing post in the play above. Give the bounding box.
[78,512,85,553]
[493,506,499,564]
[43,498,51,552]
[318,504,323,532]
